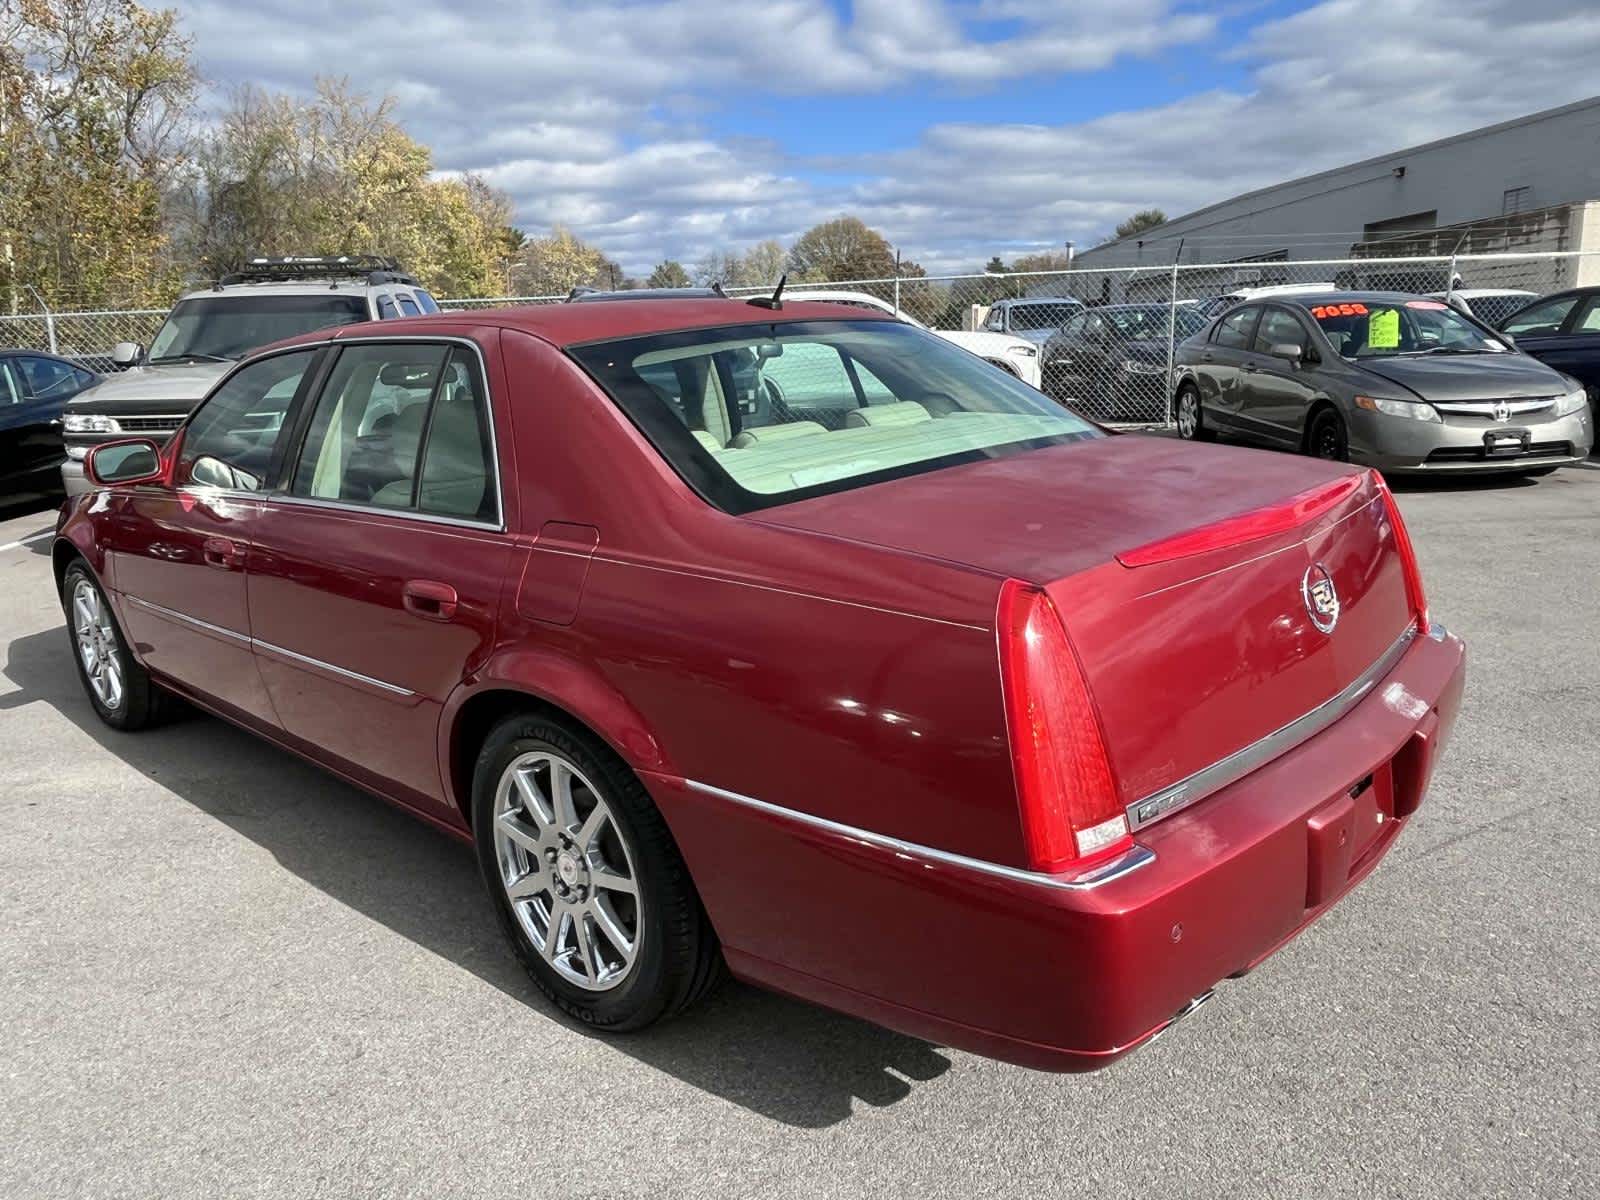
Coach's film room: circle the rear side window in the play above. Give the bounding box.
[1573,296,1600,333]
[1502,294,1578,335]
[413,290,441,314]
[396,294,422,318]
[179,351,317,490]
[1213,306,1258,348]
[290,342,496,521]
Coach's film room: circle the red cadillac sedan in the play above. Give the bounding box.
[55,296,1465,1071]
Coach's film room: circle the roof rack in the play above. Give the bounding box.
[216,255,418,288]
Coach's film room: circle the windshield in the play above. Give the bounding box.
[570,320,1100,514]
[1008,303,1081,331]
[146,295,368,362]
[1305,299,1509,358]
[1102,305,1207,340]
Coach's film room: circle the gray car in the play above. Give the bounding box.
[1173,292,1593,474]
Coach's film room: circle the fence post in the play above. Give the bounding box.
[25,285,57,354]
[893,249,901,315]
[1164,249,1183,427]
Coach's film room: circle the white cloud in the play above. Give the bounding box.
[177,0,1600,277]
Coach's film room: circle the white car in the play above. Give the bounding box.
[784,289,1044,388]
[1196,283,1341,318]
[1430,288,1538,327]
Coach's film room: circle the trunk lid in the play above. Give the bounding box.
[758,434,1416,818]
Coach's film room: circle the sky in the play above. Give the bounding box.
[176,0,1600,277]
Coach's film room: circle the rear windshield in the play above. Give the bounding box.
[1008,302,1081,331]
[147,295,369,363]
[1304,299,1510,359]
[569,319,1100,513]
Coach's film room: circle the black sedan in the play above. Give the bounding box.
[1500,287,1600,437]
[0,350,100,499]
[1041,303,1208,421]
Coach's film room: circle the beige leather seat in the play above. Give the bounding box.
[691,429,723,452]
[843,401,931,429]
[729,421,828,449]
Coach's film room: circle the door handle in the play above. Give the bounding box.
[1200,351,1213,362]
[1242,362,1260,373]
[403,579,458,621]
[202,536,244,570]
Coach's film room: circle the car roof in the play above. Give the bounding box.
[260,297,899,354]
[997,296,1082,306]
[1262,291,1444,310]
[1428,288,1536,298]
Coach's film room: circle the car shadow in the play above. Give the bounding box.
[0,625,952,1129]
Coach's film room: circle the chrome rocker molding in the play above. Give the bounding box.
[1126,620,1421,832]
[121,594,415,697]
[684,779,1156,892]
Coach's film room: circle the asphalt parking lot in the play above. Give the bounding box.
[2,461,1597,1200]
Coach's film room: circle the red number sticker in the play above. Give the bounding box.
[1312,303,1368,319]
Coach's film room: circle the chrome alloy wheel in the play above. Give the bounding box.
[71,578,123,711]
[492,751,641,992]
[1177,390,1199,439]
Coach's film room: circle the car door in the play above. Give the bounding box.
[1509,292,1600,400]
[1242,306,1320,443]
[245,336,513,821]
[12,355,92,475]
[1043,312,1100,402]
[105,347,322,726]
[1197,305,1261,431]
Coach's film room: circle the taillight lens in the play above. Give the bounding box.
[1374,471,1429,628]
[997,579,1132,872]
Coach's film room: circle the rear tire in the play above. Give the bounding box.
[1175,384,1211,441]
[60,561,171,731]
[1307,407,1349,462]
[472,711,721,1030]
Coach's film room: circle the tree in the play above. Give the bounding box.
[174,80,514,297]
[787,217,896,282]
[985,256,1010,274]
[1115,209,1167,240]
[509,225,610,295]
[1010,251,1076,274]
[646,260,691,288]
[1,0,198,310]
[740,239,786,286]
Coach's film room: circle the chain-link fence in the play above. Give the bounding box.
[3,251,1592,423]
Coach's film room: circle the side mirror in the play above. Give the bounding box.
[1498,332,1517,348]
[85,438,164,487]
[1269,342,1304,365]
[111,342,143,368]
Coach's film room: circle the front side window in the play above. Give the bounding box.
[0,361,22,405]
[1214,306,1258,349]
[178,351,317,490]
[570,319,1099,513]
[17,355,89,401]
[1253,309,1309,354]
[1501,294,1578,335]
[1306,299,1508,358]
[147,295,368,363]
[1572,295,1600,333]
[376,296,400,320]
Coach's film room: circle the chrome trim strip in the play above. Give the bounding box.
[251,638,415,696]
[1433,398,1555,416]
[1126,621,1419,832]
[267,493,504,534]
[125,595,414,696]
[684,779,1155,891]
[122,594,251,645]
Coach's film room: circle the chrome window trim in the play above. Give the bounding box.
[123,594,414,696]
[1126,620,1420,832]
[251,638,414,696]
[171,334,507,534]
[683,779,1155,892]
[122,594,251,645]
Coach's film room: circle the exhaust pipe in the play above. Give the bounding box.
[1147,988,1216,1047]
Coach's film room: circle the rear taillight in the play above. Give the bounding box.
[1374,471,1429,628]
[997,579,1132,872]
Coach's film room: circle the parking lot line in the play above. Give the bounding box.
[0,530,52,553]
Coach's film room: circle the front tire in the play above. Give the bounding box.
[1307,407,1349,462]
[60,561,169,731]
[472,711,721,1030]
[1175,384,1211,441]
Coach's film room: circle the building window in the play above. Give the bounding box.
[1502,186,1532,216]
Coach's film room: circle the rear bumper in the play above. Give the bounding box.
[649,622,1466,1071]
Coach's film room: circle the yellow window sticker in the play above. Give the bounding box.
[1367,308,1400,349]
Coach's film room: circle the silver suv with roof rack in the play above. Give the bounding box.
[60,256,436,496]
